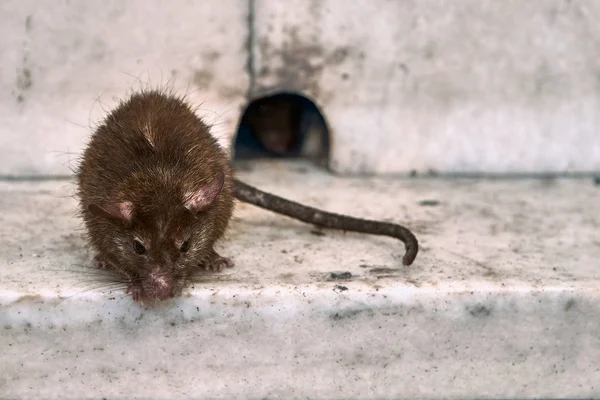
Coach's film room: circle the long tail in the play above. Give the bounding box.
[233,179,419,266]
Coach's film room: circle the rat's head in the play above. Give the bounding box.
[87,170,227,303]
[245,97,299,155]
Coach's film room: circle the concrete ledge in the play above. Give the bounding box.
[1,161,599,399]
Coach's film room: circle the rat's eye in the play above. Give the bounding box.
[132,239,146,255]
[180,240,190,253]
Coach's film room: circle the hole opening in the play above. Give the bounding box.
[233,92,331,169]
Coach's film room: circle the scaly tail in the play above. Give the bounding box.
[233,179,419,265]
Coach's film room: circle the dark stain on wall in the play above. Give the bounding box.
[15,16,34,105]
[253,26,350,104]
[16,68,33,92]
[25,15,33,32]
[193,69,214,90]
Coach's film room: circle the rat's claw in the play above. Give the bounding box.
[126,283,144,302]
[204,256,234,272]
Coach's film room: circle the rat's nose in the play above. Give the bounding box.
[148,267,170,289]
[143,267,175,301]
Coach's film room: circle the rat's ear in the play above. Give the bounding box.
[185,171,225,213]
[88,201,135,224]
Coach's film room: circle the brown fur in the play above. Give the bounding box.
[76,90,234,305]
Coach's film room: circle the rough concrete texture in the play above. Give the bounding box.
[0,0,249,177]
[252,0,600,174]
[2,0,599,177]
[1,160,599,399]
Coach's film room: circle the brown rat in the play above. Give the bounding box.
[240,94,329,166]
[242,95,301,155]
[76,89,418,305]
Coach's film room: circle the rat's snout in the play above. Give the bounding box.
[148,267,171,289]
[143,267,176,300]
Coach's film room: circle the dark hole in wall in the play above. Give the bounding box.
[233,92,330,169]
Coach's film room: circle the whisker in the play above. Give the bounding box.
[78,286,128,295]
[67,279,129,289]
[44,267,129,280]
[43,267,118,275]
[69,277,130,286]
[71,281,129,288]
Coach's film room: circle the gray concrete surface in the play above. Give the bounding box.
[0,0,249,176]
[1,160,599,399]
[1,0,599,176]
[1,1,599,397]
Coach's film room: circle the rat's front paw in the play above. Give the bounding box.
[203,251,234,272]
[126,283,144,302]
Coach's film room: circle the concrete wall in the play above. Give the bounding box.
[0,0,249,177]
[1,0,599,176]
